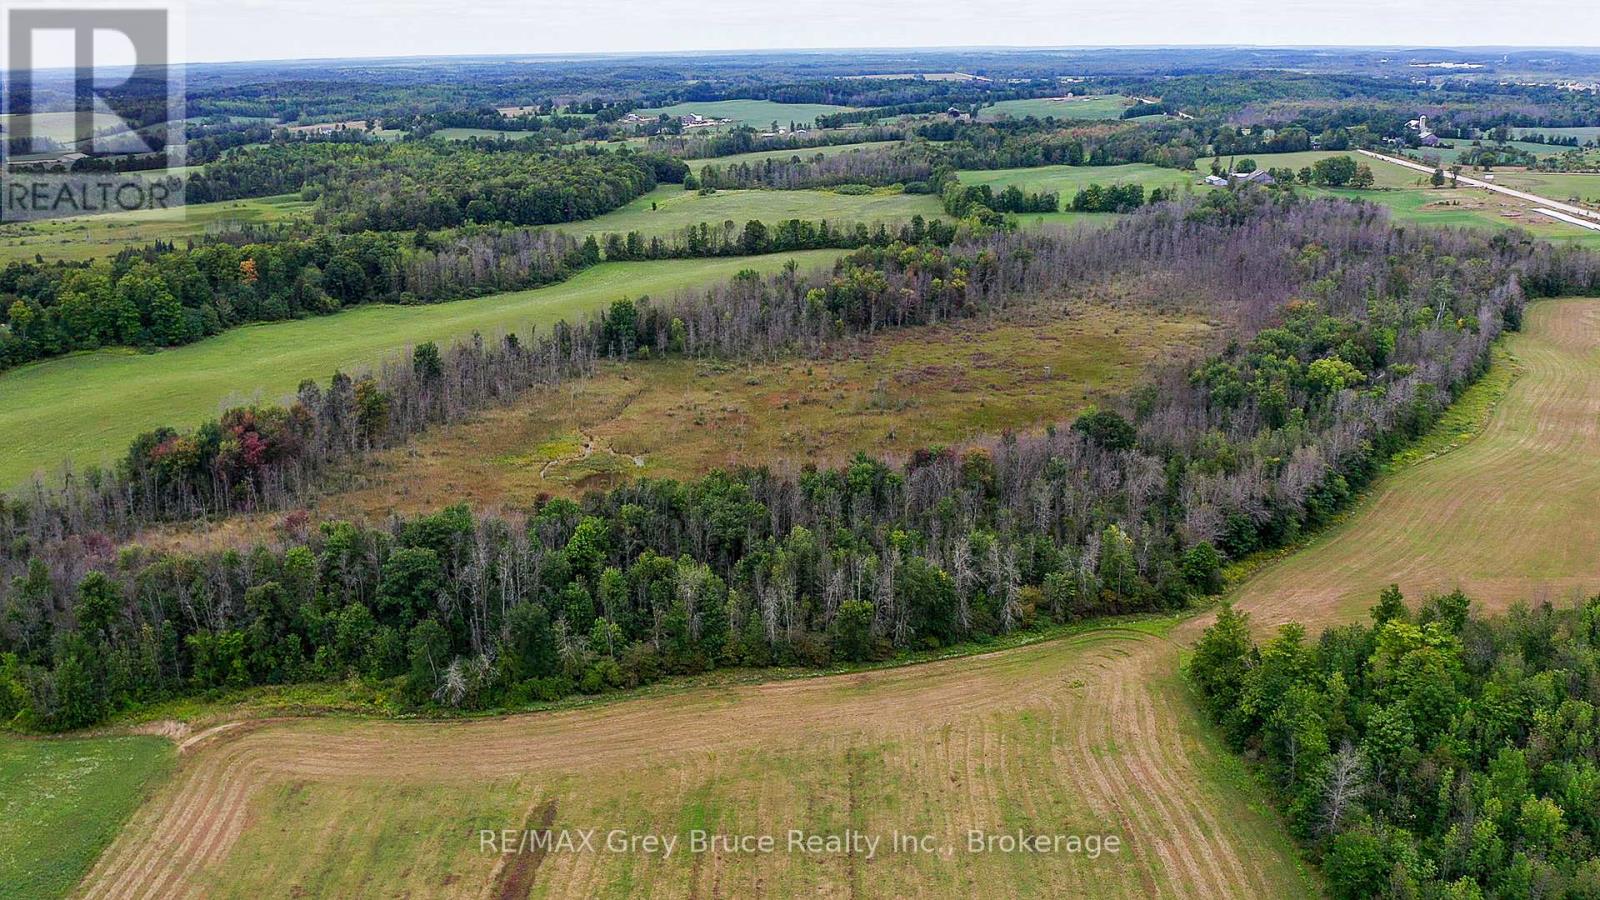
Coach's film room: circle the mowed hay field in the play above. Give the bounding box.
[284,304,1213,520]
[0,251,843,488]
[1232,298,1600,631]
[976,96,1136,121]
[0,194,313,265]
[76,621,1314,899]
[562,184,944,241]
[631,100,859,129]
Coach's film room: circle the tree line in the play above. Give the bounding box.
[1194,591,1600,898]
[8,193,1600,731]
[186,140,687,231]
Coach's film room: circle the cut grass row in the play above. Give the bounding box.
[0,251,844,489]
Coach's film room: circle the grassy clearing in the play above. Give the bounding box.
[1513,126,1600,145]
[0,734,174,900]
[275,304,1212,521]
[631,100,859,129]
[686,139,905,168]
[1232,298,1600,631]
[563,184,944,240]
[956,162,1204,197]
[976,96,1134,121]
[0,251,844,489]
[0,111,123,145]
[0,194,312,265]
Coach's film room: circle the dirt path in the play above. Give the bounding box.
[74,300,1600,898]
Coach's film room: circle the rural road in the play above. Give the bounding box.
[1358,148,1600,228]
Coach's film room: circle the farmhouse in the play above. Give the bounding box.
[1229,170,1275,186]
[1203,174,1229,187]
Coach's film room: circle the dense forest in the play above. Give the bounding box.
[1193,593,1600,898]
[7,192,1600,732]
[189,141,684,231]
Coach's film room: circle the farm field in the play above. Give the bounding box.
[976,95,1135,121]
[1514,126,1600,145]
[0,251,844,489]
[0,735,174,900]
[686,139,906,168]
[264,304,1212,521]
[72,619,1314,899]
[0,111,124,145]
[563,184,944,240]
[430,127,547,140]
[1230,297,1600,630]
[955,162,1202,197]
[0,194,312,265]
[631,100,859,129]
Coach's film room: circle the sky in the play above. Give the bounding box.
[184,0,1600,63]
[10,0,1600,68]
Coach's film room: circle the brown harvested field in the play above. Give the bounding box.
[76,623,1313,899]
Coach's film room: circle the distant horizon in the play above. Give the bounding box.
[17,43,1600,75]
[8,0,1598,69]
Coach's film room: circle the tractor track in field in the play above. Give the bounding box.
[75,298,1600,898]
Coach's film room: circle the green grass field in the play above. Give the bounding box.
[0,251,845,489]
[976,96,1135,121]
[0,734,174,900]
[0,111,124,146]
[631,100,858,129]
[0,194,312,265]
[688,140,905,168]
[430,127,545,141]
[1491,170,1600,205]
[1513,126,1600,145]
[955,162,1202,196]
[563,184,943,240]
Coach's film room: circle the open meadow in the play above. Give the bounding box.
[976,96,1136,121]
[0,735,174,900]
[562,184,944,241]
[0,194,312,265]
[230,303,1212,525]
[70,619,1314,900]
[1231,298,1600,629]
[630,100,859,129]
[0,251,843,488]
